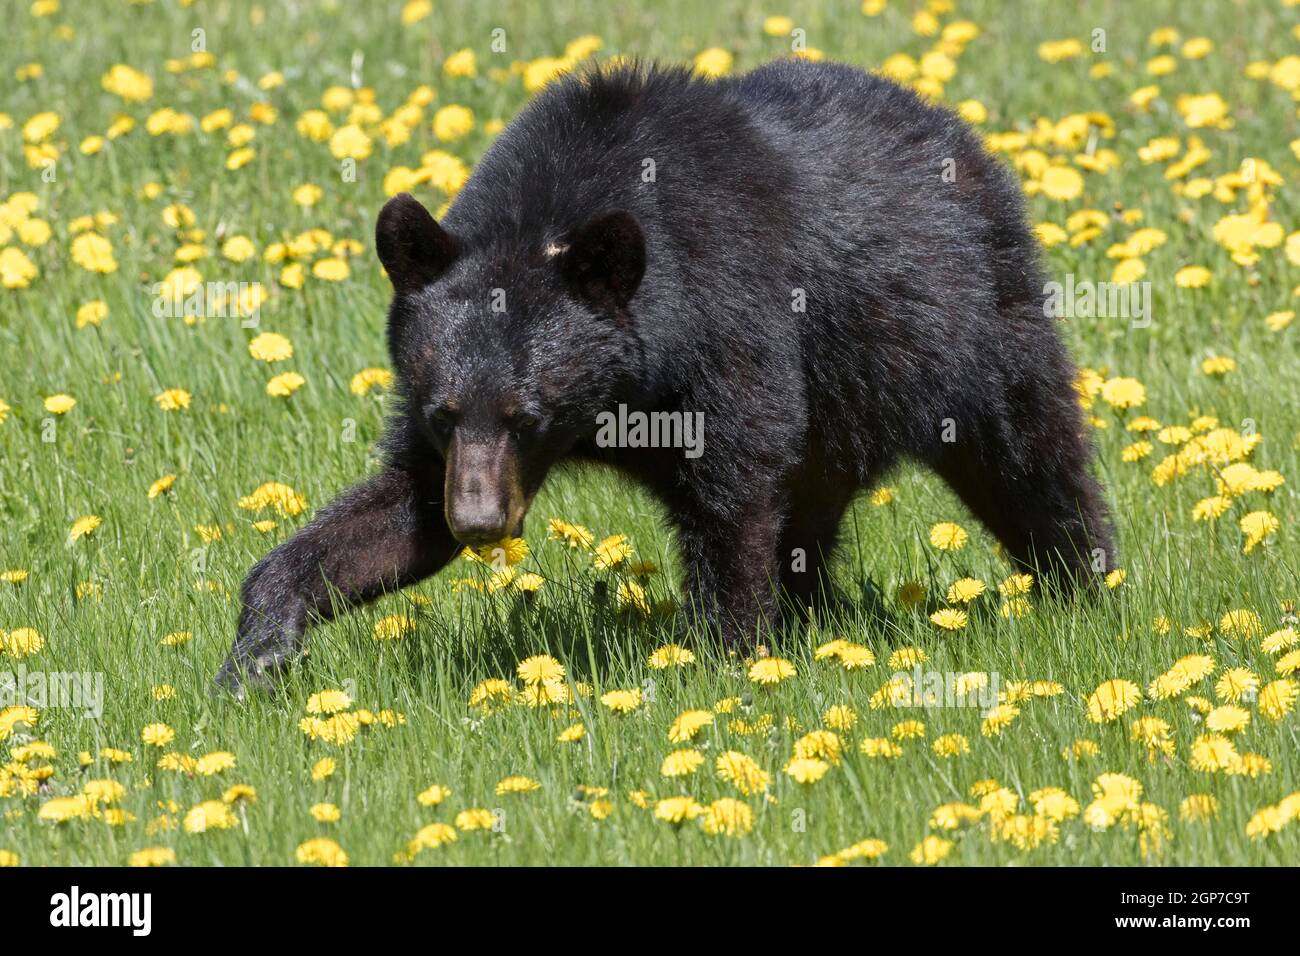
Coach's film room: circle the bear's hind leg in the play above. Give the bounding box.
[935,399,1115,590]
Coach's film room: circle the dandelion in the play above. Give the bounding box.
[981,704,1020,736]
[1219,609,1263,638]
[350,367,393,395]
[822,705,857,731]
[932,734,970,757]
[248,332,293,362]
[748,657,796,685]
[660,749,704,777]
[147,475,176,499]
[647,643,693,669]
[401,787,450,816]
[195,752,236,775]
[1239,511,1278,553]
[1201,355,1236,376]
[793,730,844,765]
[128,847,175,867]
[1258,679,1298,721]
[76,300,108,328]
[372,614,416,641]
[433,49,480,85]
[101,64,153,101]
[929,608,968,631]
[693,47,734,78]
[946,578,986,603]
[928,521,968,551]
[910,835,955,865]
[1275,650,1300,677]
[1190,734,1239,773]
[1206,705,1250,734]
[1,627,43,658]
[69,515,102,541]
[517,655,564,685]
[305,689,353,715]
[557,723,585,743]
[654,796,704,824]
[1087,679,1141,722]
[700,798,753,836]
[266,372,305,397]
[1040,165,1084,201]
[1100,377,1146,409]
[1262,627,1299,654]
[140,723,175,747]
[154,388,191,411]
[39,795,96,823]
[295,837,348,866]
[860,737,903,759]
[617,579,650,614]
[837,644,876,669]
[593,534,632,568]
[998,573,1034,596]
[312,257,350,281]
[669,709,714,743]
[238,481,307,516]
[1148,654,1215,699]
[310,803,340,823]
[399,822,457,861]
[329,124,372,160]
[715,750,769,794]
[400,0,433,24]
[784,757,830,784]
[45,393,77,414]
[888,646,927,669]
[1175,265,1212,288]
[600,689,642,714]
[495,775,541,795]
[184,800,238,833]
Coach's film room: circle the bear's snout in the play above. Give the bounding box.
[444,433,527,548]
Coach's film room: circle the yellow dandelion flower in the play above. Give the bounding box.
[1087,679,1141,722]
[748,657,796,685]
[928,521,968,551]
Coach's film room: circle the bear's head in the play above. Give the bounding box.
[375,192,646,548]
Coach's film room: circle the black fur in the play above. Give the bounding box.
[215,60,1114,696]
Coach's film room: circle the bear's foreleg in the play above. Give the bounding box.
[674,486,784,647]
[214,467,459,697]
[776,467,858,618]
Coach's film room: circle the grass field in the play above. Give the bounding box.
[1,0,1298,867]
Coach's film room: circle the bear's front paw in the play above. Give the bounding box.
[212,630,298,700]
[212,648,293,700]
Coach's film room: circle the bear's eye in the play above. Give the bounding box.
[426,405,458,434]
[510,413,541,434]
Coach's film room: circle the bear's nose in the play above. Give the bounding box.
[447,504,509,548]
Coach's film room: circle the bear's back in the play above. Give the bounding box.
[443,62,790,250]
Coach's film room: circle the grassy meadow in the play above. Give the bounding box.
[0,0,1299,866]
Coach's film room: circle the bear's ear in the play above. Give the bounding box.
[558,210,645,312]
[375,193,460,293]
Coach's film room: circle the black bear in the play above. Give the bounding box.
[215,59,1114,696]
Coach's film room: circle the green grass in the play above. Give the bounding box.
[0,0,1298,866]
